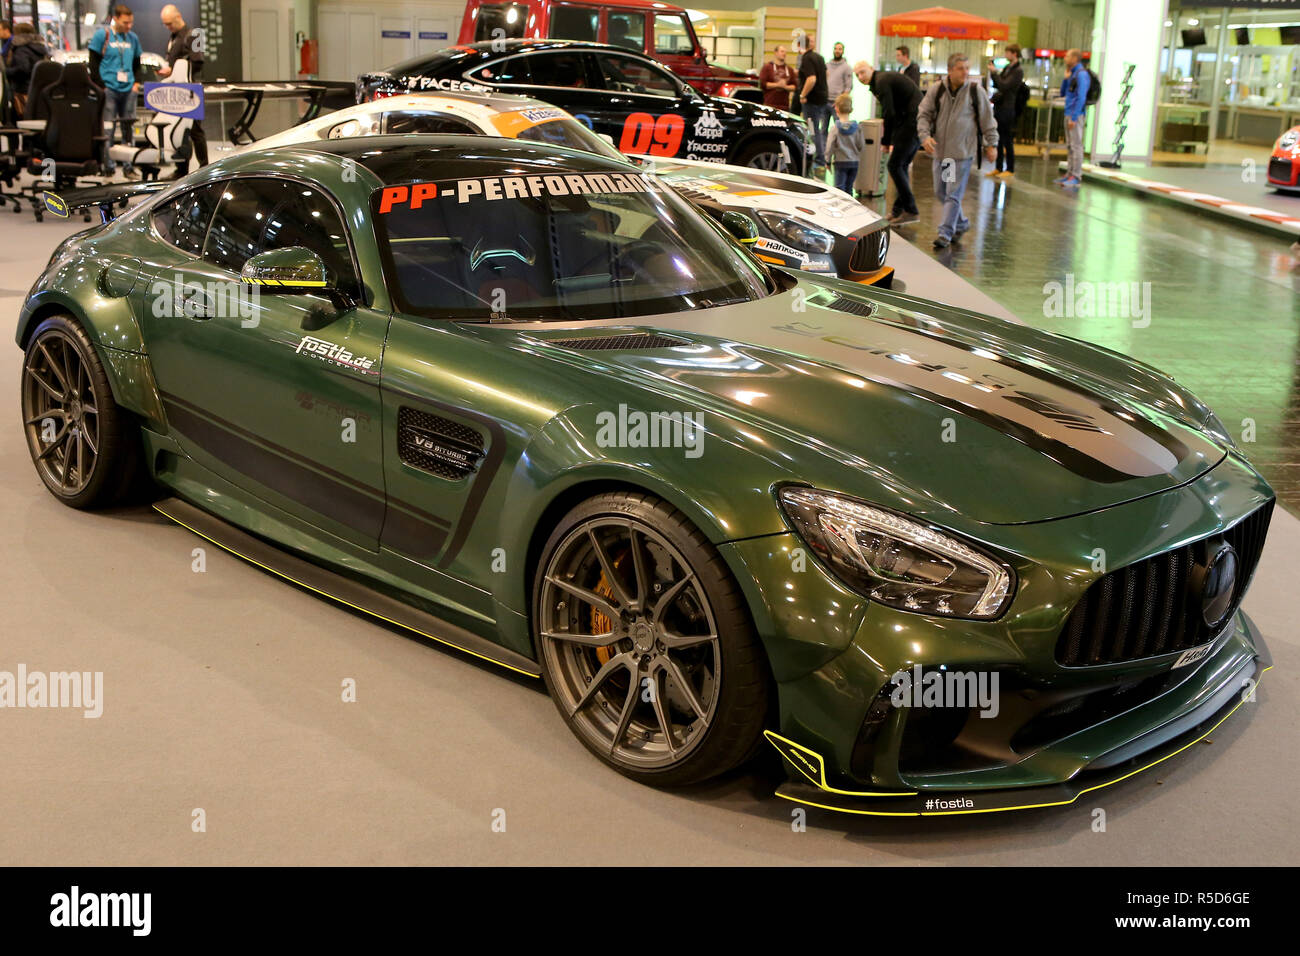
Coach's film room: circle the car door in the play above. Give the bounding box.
[138,176,390,551]
[585,50,703,161]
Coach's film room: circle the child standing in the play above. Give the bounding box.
[825,94,865,194]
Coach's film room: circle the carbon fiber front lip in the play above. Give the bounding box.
[770,651,1270,817]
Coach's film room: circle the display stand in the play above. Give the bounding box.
[1099,63,1135,169]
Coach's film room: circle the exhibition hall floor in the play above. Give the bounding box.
[2,199,1297,865]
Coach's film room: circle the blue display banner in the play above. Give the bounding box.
[142,82,205,120]
[382,29,412,38]
[419,31,448,40]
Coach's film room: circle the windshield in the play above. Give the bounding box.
[508,115,624,162]
[373,169,770,322]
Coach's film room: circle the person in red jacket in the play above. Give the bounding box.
[758,45,796,110]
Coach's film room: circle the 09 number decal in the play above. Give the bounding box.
[618,112,685,157]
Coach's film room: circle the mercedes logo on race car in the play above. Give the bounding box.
[1199,543,1239,628]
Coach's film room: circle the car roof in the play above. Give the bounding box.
[276,134,639,185]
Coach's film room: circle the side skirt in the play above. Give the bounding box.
[153,497,542,679]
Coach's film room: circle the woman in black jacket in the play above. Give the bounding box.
[5,22,48,112]
[988,43,1023,178]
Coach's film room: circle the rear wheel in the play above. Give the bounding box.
[21,314,144,508]
[734,137,796,173]
[534,491,769,787]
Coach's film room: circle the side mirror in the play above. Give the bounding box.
[718,210,758,243]
[240,247,330,292]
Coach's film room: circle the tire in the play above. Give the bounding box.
[733,137,797,173]
[533,491,770,787]
[21,313,145,509]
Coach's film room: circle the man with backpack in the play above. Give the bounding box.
[988,43,1024,179]
[918,52,997,249]
[1057,49,1095,187]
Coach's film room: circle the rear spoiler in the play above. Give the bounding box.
[42,181,171,223]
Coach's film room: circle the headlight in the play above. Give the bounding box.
[778,487,1015,619]
[758,212,834,254]
[1280,129,1299,150]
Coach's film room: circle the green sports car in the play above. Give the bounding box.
[19,135,1273,816]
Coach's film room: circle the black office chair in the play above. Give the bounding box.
[1,59,62,214]
[28,64,105,221]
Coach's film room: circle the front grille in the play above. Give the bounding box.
[548,332,688,351]
[1268,157,1294,184]
[1055,501,1273,666]
[850,229,889,273]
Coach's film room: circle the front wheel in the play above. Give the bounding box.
[733,137,796,173]
[534,491,770,787]
[21,314,143,508]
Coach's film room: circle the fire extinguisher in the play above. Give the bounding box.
[298,35,318,78]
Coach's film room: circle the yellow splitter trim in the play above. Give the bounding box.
[153,503,540,679]
[771,666,1270,817]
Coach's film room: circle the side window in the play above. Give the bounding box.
[151,184,222,255]
[549,5,598,42]
[201,178,354,288]
[595,54,678,96]
[653,14,691,55]
[527,51,592,89]
[382,111,479,134]
[471,55,531,85]
[608,12,645,52]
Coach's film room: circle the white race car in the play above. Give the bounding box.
[240,92,892,286]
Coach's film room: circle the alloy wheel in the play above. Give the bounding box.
[22,329,100,497]
[538,517,722,770]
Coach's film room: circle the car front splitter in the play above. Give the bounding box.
[769,657,1271,817]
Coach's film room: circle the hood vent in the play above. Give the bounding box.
[547,332,689,351]
[821,294,877,318]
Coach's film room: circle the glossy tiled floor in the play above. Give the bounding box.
[849,155,1300,513]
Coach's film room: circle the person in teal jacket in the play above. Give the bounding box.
[88,4,143,175]
[1055,49,1089,187]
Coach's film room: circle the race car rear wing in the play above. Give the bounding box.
[42,181,171,223]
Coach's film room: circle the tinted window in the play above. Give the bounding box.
[383,111,479,134]
[527,51,592,88]
[471,56,531,84]
[608,12,645,52]
[473,2,528,42]
[595,54,678,96]
[202,178,354,287]
[152,184,222,255]
[653,14,691,55]
[550,6,598,42]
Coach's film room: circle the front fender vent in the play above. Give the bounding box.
[397,407,484,480]
[547,332,689,351]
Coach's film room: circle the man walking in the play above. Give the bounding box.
[918,52,997,249]
[988,43,1022,178]
[855,60,922,225]
[1056,49,1089,187]
[158,3,207,166]
[895,46,920,87]
[797,33,830,170]
[89,4,143,177]
[758,44,796,110]
[826,42,852,103]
